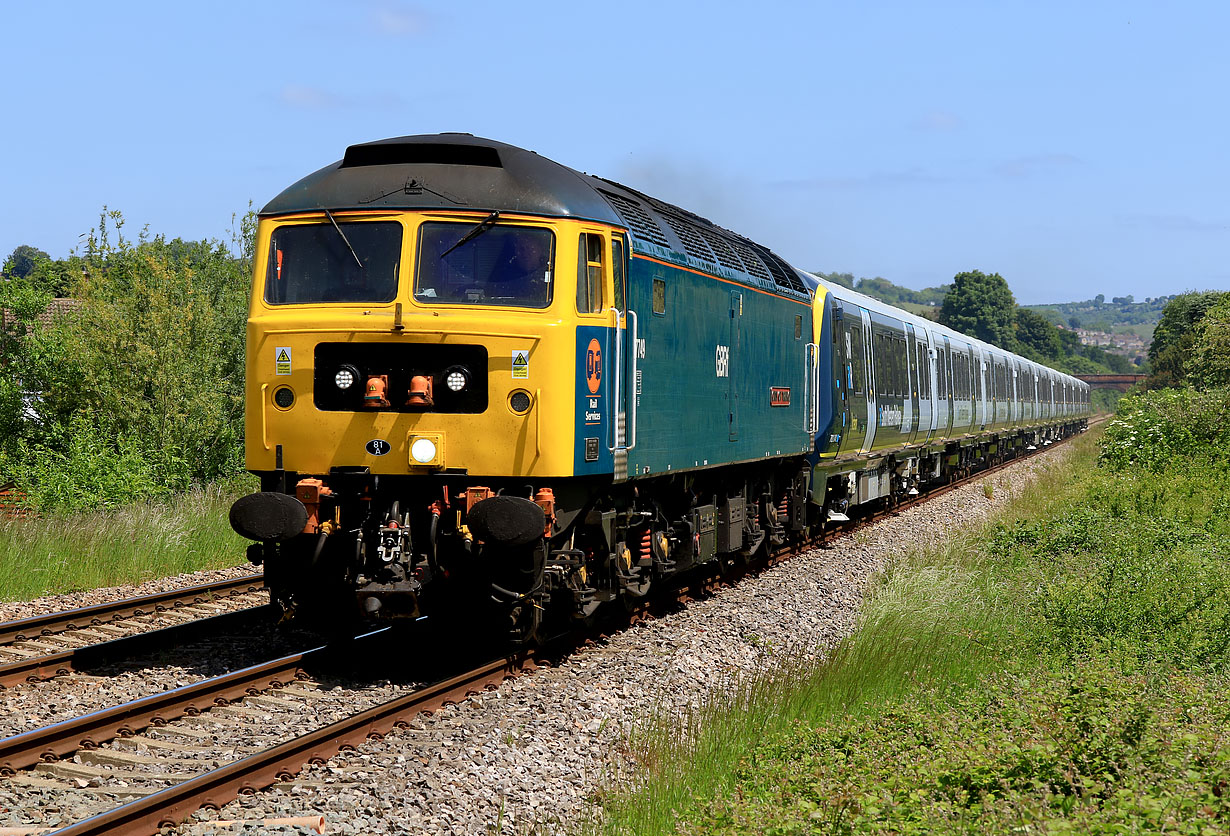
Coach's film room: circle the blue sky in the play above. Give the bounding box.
[2,1,1226,304]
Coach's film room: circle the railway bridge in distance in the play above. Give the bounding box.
[1074,373,1147,392]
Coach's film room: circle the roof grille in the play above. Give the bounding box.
[697,228,744,273]
[660,213,716,263]
[341,143,502,168]
[728,240,772,281]
[598,190,671,248]
[757,247,807,294]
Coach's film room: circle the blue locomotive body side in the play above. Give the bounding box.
[622,253,813,480]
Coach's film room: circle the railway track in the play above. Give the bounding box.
[0,575,266,649]
[0,623,539,836]
[0,576,267,691]
[0,426,1093,835]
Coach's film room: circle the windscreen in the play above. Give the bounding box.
[265,221,401,305]
[415,222,553,308]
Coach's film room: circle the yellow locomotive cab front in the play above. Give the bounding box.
[244,211,605,482]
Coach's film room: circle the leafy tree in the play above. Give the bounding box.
[1014,308,1063,360]
[938,270,1016,348]
[1188,296,1230,389]
[1068,316,1080,329]
[3,245,50,279]
[1147,291,1230,388]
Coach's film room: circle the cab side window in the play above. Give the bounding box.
[576,233,604,314]
[611,236,626,311]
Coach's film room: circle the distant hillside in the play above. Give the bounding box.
[1022,295,1173,340]
[813,272,950,308]
[813,273,1169,341]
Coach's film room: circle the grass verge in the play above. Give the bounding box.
[603,428,1230,834]
[0,474,257,603]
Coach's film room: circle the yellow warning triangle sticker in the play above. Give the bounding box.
[515,353,527,364]
[277,349,290,362]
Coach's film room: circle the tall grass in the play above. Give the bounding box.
[604,434,1096,835]
[0,475,257,602]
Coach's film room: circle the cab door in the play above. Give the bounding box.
[609,232,636,479]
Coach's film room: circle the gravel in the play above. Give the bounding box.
[0,444,1075,835]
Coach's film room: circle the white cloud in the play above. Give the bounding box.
[911,109,963,132]
[280,85,347,110]
[368,1,429,36]
[1116,213,1227,233]
[993,153,1081,178]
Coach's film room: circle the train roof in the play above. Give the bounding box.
[261,133,624,226]
[806,273,1087,390]
[261,133,1085,390]
[262,133,812,300]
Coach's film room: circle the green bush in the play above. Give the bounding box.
[679,658,1230,835]
[989,468,1230,671]
[1,413,181,509]
[1,209,253,510]
[1098,388,1230,472]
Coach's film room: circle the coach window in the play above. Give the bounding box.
[900,334,910,395]
[873,333,888,397]
[848,326,865,395]
[577,233,604,314]
[652,277,666,315]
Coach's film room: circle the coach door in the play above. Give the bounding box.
[936,336,952,438]
[904,323,920,444]
[859,309,877,453]
[834,304,867,455]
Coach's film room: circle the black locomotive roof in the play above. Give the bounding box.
[262,134,810,298]
[261,133,623,224]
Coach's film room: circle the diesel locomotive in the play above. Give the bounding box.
[229,133,1090,637]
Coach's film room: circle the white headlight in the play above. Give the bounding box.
[335,369,355,389]
[410,438,437,464]
[446,370,467,392]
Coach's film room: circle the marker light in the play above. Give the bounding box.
[445,368,468,392]
[335,365,360,390]
[411,437,438,464]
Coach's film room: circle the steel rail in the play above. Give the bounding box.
[0,574,265,647]
[0,604,276,689]
[47,653,533,836]
[0,628,332,774]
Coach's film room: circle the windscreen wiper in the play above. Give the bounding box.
[439,210,500,258]
[322,207,364,270]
